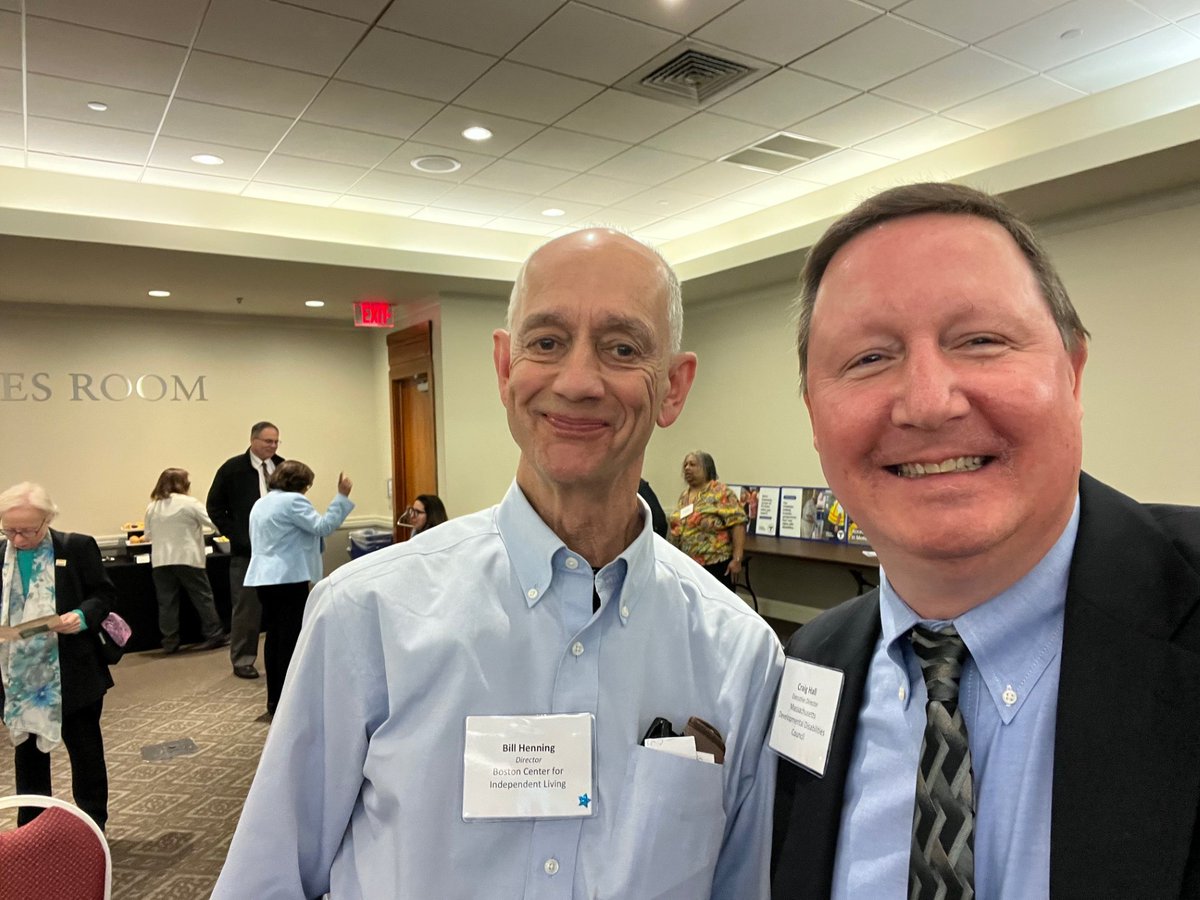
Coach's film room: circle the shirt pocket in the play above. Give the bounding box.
[595,744,728,900]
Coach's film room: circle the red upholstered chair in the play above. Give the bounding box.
[0,794,111,900]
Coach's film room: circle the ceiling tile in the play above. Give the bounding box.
[274,0,389,24]
[943,75,1085,128]
[486,217,562,236]
[724,176,824,205]
[555,90,693,143]
[176,52,325,117]
[430,184,533,216]
[0,68,20,113]
[782,147,894,184]
[589,145,704,184]
[857,115,981,157]
[791,93,925,145]
[614,185,710,214]
[27,117,153,164]
[509,3,677,83]
[275,121,400,168]
[195,0,366,76]
[0,0,16,10]
[348,169,454,204]
[378,0,562,56]
[26,18,187,93]
[505,197,602,225]
[303,81,442,140]
[637,216,708,240]
[0,12,18,68]
[27,151,143,180]
[377,140,496,181]
[253,154,368,192]
[507,127,629,171]
[27,74,168,132]
[542,173,646,206]
[643,112,774,159]
[980,0,1164,70]
[467,158,576,193]
[408,105,543,156]
[161,99,292,151]
[793,15,961,90]
[0,147,23,166]
[1184,12,1200,34]
[582,0,741,33]
[148,135,269,178]
[709,69,858,128]
[1048,24,1200,91]
[659,160,771,197]
[874,48,1031,111]
[695,0,879,65]
[412,207,495,226]
[0,109,22,147]
[332,194,422,216]
[675,197,762,226]
[338,29,496,102]
[455,62,603,125]
[1135,0,1200,17]
[895,0,1070,44]
[26,0,206,44]
[140,167,248,192]
[242,182,341,205]
[584,207,663,232]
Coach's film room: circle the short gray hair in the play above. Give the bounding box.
[506,228,684,355]
[0,482,59,521]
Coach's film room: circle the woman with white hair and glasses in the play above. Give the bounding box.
[0,481,115,830]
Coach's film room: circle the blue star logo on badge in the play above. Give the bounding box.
[578,793,591,808]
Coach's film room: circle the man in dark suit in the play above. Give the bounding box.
[771,183,1200,898]
[206,421,283,679]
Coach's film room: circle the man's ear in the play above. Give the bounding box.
[493,329,512,406]
[803,386,820,453]
[656,352,698,428]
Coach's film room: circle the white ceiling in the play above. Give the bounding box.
[2,0,1200,320]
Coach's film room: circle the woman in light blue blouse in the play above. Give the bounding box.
[246,461,353,716]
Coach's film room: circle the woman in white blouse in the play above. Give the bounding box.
[144,468,229,654]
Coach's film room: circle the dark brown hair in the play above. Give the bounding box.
[268,460,314,493]
[413,494,448,533]
[794,182,1089,390]
[150,468,190,500]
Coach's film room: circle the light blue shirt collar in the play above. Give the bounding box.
[494,480,655,625]
[879,495,1079,724]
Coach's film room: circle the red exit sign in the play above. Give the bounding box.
[354,301,394,328]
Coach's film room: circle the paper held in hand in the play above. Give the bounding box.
[0,614,61,643]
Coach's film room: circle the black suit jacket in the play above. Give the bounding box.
[772,473,1200,898]
[206,449,284,557]
[1,530,115,715]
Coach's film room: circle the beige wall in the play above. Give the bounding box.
[0,302,393,541]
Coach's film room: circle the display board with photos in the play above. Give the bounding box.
[727,484,870,547]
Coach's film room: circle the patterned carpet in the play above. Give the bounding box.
[1,659,268,898]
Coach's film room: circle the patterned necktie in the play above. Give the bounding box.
[260,462,270,497]
[910,625,975,900]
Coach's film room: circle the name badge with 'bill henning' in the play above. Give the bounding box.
[463,713,594,821]
[768,657,844,777]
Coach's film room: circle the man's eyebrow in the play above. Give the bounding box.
[517,312,568,335]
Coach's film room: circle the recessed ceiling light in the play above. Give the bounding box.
[462,126,492,142]
[541,208,566,218]
[86,101,108,112]
[305,300,325,308]
[1059,27,1082,40]
[411,155,462,173]
[190,153,225,166]
[148,290,171,298]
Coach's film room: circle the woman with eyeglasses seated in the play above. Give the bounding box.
[245,461,353,717]
[399,494,448,536]
[0,481,115,830]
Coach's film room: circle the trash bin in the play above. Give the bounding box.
[349,528,393,559]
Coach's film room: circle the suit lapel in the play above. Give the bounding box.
[1051,475,1200,897]
[773,592,882,899]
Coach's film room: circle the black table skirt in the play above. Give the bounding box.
[103,554,232,653]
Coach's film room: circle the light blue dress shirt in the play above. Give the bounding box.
[244,490,354,587]
[831,498,1079,900]
[213,482,782,900]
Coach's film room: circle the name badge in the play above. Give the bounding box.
[768,657,844,777]
[55,559,68,567]
[679,503,694,518]
[463,713,594,821]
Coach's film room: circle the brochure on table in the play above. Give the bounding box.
[728,483,871,547]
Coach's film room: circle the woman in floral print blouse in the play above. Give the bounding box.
[667,451,747,590]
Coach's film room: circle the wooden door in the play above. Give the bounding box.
[387,322,437,542]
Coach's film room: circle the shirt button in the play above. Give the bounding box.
[571,641,585,657]
[1002,685,1018,706]
[898,685,907,701]
[527,588,538,600]
[565,557,579,569]
[544,858,559,875]
[620,605,630,618]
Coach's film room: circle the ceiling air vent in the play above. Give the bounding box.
[617,41,771,109]
[723,132,841,175]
